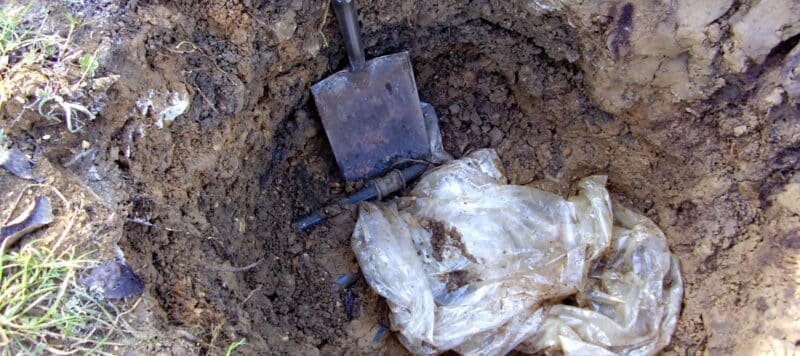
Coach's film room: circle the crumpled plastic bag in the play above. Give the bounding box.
[352,149,683,355]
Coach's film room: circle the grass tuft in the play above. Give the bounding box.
[0,240,120,355]
[0,183,132,355]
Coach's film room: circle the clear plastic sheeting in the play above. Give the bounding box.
[352,149,683,355]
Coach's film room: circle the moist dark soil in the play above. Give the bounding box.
[3,0,798,354]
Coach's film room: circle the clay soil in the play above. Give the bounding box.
[3,0,799,355]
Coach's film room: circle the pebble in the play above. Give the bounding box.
[230,27,249,45]
[448,104,461,115]
[335,273,359,289]
[79,261,144,299]
[272,10,297,43]
[176,329,198,342]
[469,111,482,126]
[81,140,91,149]
[470,124,481,135]
[489,112,502,126]
[463,71,476,84]
[372,324,389,343]
[489,88,507,104]
[303,36,321,57]
[0,148,36,181]
[489,127,505,146]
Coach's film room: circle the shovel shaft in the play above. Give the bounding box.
[332,0,365,71]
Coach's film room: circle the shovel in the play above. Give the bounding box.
[312,0,429,181]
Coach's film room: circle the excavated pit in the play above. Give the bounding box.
[72,1,800,354]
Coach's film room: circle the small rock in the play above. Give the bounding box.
[469,111,482,126]
[776,183,800,216]
[470,124,481,136]
[488,112,502,126]
[705,23,722,43]
[463,71,476,84]
[303,36,321,57]
[230,27,249,45]
[42,134,51,140]
[221,50,237,64]
[0,148,38,181]
[733,125,747,137]
[447,87,460,99]
[79,261,145,299]
[764,87,784,107]
[448,104,461,115]
[176,329,199,342]
[81,140,91,149]
[272,10,297,43]
[489,127,505,146]
[0,195,54,248]
[489,88,508,104]
[91,75,120,91]
[334,273,359,289]
[372,324,389,343]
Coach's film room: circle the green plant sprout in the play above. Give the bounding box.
[225,338,247,356]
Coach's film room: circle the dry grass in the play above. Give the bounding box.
[0,0,100,132]
[0,1,139,354]
[0,244,112,354]
[0,185,133,355]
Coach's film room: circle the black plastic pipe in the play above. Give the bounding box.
[292,163,428,231]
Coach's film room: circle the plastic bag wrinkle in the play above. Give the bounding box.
[352,149,683,355]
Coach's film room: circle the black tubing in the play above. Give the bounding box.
[332,0,365,72]
[292,212,326,232]
[292,163,428,232]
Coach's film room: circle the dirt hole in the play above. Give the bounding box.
[118,16,612,353]
[72,1,798,354]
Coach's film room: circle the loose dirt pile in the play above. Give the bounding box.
[2,0,798,354]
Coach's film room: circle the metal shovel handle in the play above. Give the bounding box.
[332,0,366,71]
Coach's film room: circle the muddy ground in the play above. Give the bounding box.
[2,0,799,354]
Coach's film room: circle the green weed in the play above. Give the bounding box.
[79,52,98,78]
[225,338,247,356]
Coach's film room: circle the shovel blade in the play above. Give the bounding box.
[312,52,429,181]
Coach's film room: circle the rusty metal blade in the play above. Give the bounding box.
[312,52,429,181]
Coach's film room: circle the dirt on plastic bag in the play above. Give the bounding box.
[352,149,683,355]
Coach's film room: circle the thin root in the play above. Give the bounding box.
[239,284,263,307]
[204,257,265,273]
[318,0,331,49]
